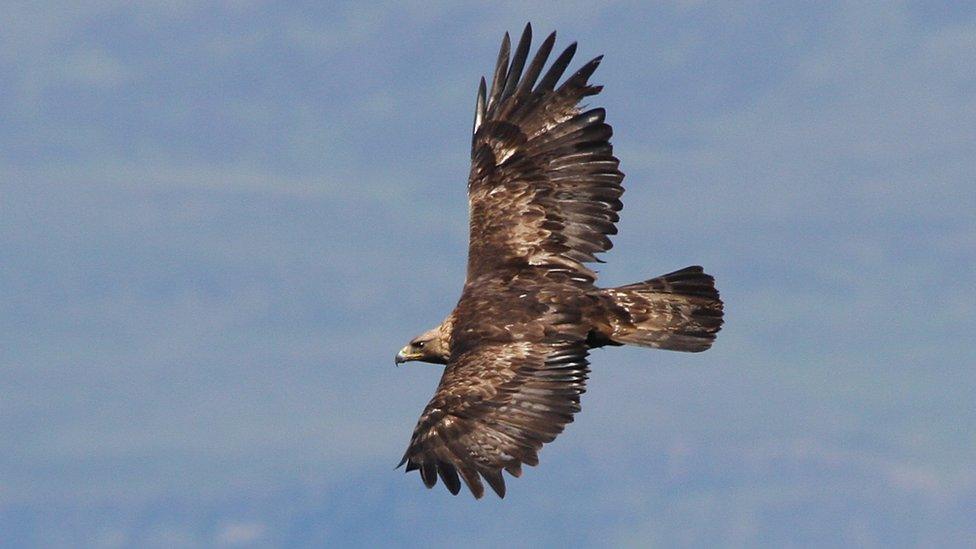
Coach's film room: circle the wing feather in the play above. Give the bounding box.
[500,24,532,104]
[466,26,624,284]
[486,32,510,112]
[399,339,589,499]
[536,42,577,92]
[515,30,555,97]
[472,77,487,141]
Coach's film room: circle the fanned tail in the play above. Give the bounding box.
[601,266,723,352]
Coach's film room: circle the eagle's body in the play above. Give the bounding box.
[396,25,724,499]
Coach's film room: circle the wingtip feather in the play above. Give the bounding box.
[536,41,577,91]
[420,461,438,488]
[517,30,556,96]
[487,32,511,110]
[473,76,487,137]
[438,462,462,495]
[481,469,507,498]
[500,23,533,103]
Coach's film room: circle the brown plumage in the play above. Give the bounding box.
[395,24,724,499]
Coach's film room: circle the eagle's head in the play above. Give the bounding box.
[395,318,452,365]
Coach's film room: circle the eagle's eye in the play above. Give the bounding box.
[414,341,425,349]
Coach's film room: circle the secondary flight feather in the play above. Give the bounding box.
[395,24,724,499]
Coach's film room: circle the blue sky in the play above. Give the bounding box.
[2,1,974,547]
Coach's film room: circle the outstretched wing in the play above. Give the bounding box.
[466,24,625,284]
[399,339,589,498]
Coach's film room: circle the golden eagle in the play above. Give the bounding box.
[395,24,723,499]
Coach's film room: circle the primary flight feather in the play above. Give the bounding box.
[395,24,724,499]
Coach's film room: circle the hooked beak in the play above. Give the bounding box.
[395,346,412,366]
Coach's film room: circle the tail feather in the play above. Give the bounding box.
[601,266,723,353]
